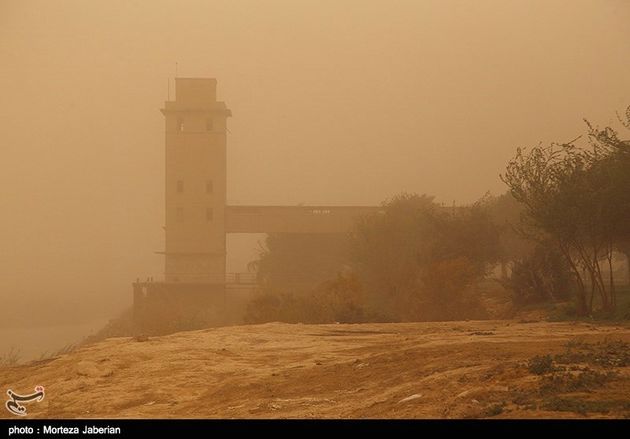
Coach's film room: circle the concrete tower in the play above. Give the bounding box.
[161,78,231,283]
[134,77,378,332]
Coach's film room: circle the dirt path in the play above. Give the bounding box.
[1,320,629,419]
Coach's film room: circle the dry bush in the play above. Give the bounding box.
[245,274,368,324]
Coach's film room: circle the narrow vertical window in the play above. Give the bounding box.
[206,118,213,131]
[206,180,213,194]
[206,207,213,222]
[178,118,184,132]
[177,180,184,193]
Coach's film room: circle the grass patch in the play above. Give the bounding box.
[528,355,554,375]
[521,338,630,416]
[35,343,78,363]
[0,346,21,367]
[482,403,505,417]
[556,338,630,368]
[526,339,630,378]
[542,397,630,415]
[539,369,616,394]
[511,391,536,408]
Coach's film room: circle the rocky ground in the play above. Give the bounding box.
[1,320,629,419]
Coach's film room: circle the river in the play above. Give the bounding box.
[0,319,109,364]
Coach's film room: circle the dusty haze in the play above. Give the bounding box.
[0,0,629,345]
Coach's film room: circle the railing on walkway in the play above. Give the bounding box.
[134,272,259,285]
[225,272,258,285]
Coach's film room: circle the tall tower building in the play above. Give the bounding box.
[160,78,231,283]
[134,77,378,332]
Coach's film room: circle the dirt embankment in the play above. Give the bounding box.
[1,320,629,419]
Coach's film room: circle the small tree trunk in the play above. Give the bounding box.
[593,254,610,312]
[588,269,596,314]
[607,242,616,310]
[560,244,588,316]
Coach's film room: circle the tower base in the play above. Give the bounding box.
[132,281,228,335]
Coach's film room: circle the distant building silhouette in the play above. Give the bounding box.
[133,78,379,332]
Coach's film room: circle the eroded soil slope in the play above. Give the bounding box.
[1,320,629,419]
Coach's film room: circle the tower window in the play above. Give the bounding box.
[177,118,184,132]
[206,180,213,194]
[176,208,184,222]
[206,119,213,131]
[177,180,184,193]
[206,207,213,222]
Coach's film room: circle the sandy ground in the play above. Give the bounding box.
[1,320,629,419]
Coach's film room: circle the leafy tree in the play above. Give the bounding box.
[501,106,630,315]
[349,193,439,320]
[349,193,501,321]
[584,114,630,305]
[247,193,502,323]
[505,244,572,305]
[250,233,351,297]
[486,192,536,278]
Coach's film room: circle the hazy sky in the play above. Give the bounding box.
[1,0,629,326]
